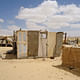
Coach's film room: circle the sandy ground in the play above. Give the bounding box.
[0,47,13,58]
[0,47,12,53]
[0,47,80,80]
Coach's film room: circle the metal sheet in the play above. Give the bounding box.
[23,32,26,41]
[18,32,22,41]
[23,44,27,56]
[18,44,22,58]
[17,31,28,58]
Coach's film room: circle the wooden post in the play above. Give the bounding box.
[64,33,67,44]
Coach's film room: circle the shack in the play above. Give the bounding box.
[13,30,63,59]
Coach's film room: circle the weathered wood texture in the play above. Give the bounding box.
[55,32,63,57]
[28,31,39,56]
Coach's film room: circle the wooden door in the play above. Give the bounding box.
[28,31,39,56]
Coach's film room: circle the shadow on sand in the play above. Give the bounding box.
[52,65,80,77]
[2,50,17,59]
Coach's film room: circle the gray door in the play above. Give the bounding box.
[55,32,63,57]
[17,31,28,58]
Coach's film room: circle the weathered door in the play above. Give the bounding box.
[55,32,63,57]
[17,31,28,58]
[38,32,47,57]
[28,31,39,56]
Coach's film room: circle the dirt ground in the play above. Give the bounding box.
[0,47,80,80]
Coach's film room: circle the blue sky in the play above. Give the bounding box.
[0,0,80,36]
[0,0,43,29]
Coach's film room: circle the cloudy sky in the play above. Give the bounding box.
[0,0,80,36]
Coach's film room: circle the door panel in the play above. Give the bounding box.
[28,31,39,56]
[17,31,28,58]
[38,33,47,57]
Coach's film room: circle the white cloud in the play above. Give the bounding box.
[8,25,20,31]
[60,4,80,15]
[66,31,80,37]
[70,24,80,28]
[16,0,60,29]
[16,0,58,20]
[0,25,20,36]
[0,18,4,23]
[16,0,80,36]
[26,21,46,30]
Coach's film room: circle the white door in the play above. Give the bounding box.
[38,33,47,57]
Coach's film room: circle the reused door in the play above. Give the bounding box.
[17,31,28,58]
[38,32,47,57]
[28,31,39,57]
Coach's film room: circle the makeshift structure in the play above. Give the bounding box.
[14,30,63,58]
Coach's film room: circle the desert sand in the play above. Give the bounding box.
[0,47,80,80]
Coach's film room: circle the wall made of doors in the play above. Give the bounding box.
[16,30,63,58]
